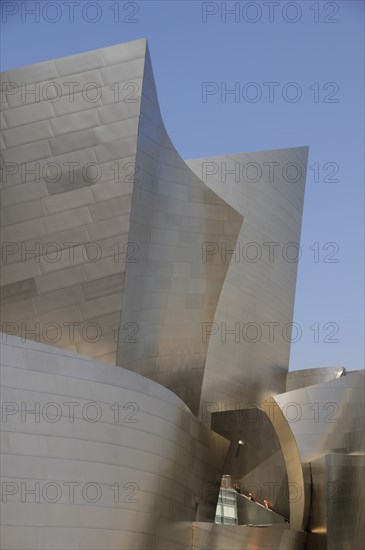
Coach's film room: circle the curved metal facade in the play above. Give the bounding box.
[286,366,346,392]
[116,45,243,414]
[188,147,308,413]
[1,38,363,550]
[0,335,228,549]
[118,44,308,412]
[1,38,307,416]
[274,371,365,463]
[265,370,365,548]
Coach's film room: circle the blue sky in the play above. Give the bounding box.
[1,0,364,371]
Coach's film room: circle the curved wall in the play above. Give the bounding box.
[1,37,362,550]
[286,367,345,392]
[188,147,308,413]
[117,46,308,415]
[261,397,311,532]
[116,46,243,415]
[1,38,308,418]
[266,371,365,547]
[274,370,365,463]
[0,335,229,550]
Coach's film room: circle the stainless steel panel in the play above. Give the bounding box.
[1,39,308,418]
[0,39,146,365]
[286,367,345,392]
[0,335,229,549]
[116,45,243,414]
[1,38,361,550]
[266,371,365,548]
[193,522,307,550]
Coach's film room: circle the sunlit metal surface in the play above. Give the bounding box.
[286,367,346,392]
[1,38,308,418]
[1,37,362,550]
[260,397,311,532]
[115,44,243,415]
[267,370,365,549]
[273,371,365,463]
[187,147,308,415]
[116,46,308,416]
[0,39,148,365]
[0,335,229,549]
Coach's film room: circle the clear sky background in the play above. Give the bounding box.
[1,0,364,372]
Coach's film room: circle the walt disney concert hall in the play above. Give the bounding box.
[0,38,364,550]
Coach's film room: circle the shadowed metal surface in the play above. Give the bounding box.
[235,492,287,525]
[211,408,290,518]
[193,522,307,549]
[325,453,365,550]
[308,453,365,550]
